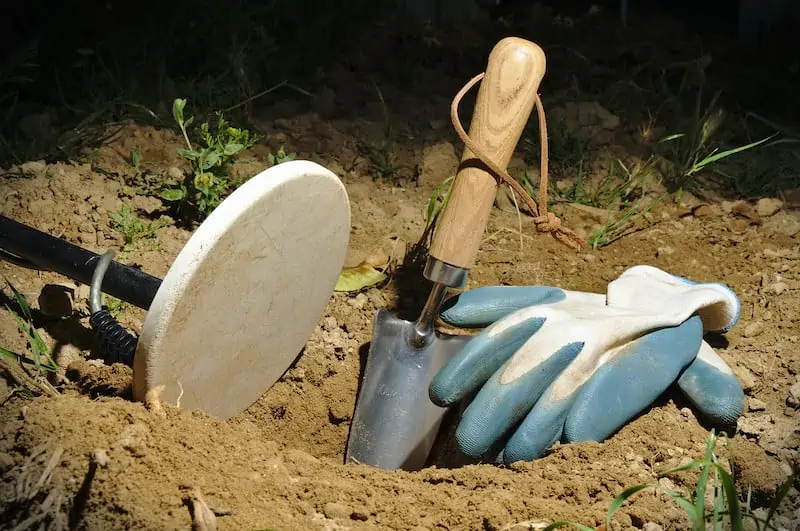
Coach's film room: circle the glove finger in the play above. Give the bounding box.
[676,341,744,425]
[452,341,584,459]
[429,309,548,407]
[503,387,572,464]
[563,315,704,444]
[439,286,570,328]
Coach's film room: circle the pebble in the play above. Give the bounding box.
[731,201,759,220]
[787,379,800,408]
[656,246,675,257]
[680,407,693,418]
[643,523,665,531]
[347,293,369,310]
[730,219,751,233]
[692,204,716,218]
[748,398,767,412]
[167,166,184,180]
[771,282,789,295]
[756,198,783,217]
[322,316,338,331]
[37,283,76,318]
[743,321,766,338]
[322,502,351,520]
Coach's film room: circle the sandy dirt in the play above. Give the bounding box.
[1,9,799,531]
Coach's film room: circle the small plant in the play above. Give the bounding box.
[161,98,260,220]
[542,430,799,531]
[268,146,296,166]
[355,85,419,182]
[105,295,126,317]
[109,204,170,251]
[420,175,455,245]
[0,280,58,399]
[129,148,142,172]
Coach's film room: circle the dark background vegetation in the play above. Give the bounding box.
[1,0,798,197]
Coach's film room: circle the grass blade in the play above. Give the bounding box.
[713,463,744,531]
[605,484,654,529]
[542,522,594,531]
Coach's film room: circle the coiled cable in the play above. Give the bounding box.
[89,250,138,366]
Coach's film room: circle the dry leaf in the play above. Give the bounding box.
[334,263,387,292]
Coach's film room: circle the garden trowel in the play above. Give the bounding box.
[345,37,546,471]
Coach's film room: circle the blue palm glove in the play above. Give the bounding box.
[429,265,743,464]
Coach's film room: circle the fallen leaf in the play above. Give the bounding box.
[335,264,387,292]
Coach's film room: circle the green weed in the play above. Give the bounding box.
[657,90,773,194]
[419,175,455,245]
[0,280,58,399]
[267,146,297,166]
[588,156,665,249]
[356,85,419,183]
[160,98,260,220]
[543,430,798,531]
[109,204,170,252]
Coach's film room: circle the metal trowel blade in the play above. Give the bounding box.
[345,308,471,471]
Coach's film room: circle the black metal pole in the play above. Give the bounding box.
[0,215,162,310]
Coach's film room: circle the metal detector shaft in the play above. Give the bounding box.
[0,215,161,309]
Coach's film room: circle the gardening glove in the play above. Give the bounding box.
[429,265,743,465]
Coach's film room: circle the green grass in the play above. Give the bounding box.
[543,430,798,531]
[0,279,58,399]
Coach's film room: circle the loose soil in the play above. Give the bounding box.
[1,7,799,531]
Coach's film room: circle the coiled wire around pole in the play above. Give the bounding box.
[89,250,138,366]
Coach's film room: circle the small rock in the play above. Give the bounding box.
[656,246,675,257]
[328,401,351,424]
[748,398,767,412]
[38,283,76,318]
[92,449,110,468]
[731,201,759,220]
[680,407,693,418]
[20,160,47,175]
[322,316,338,331]
[167,167,184,181]
[756,198,783,217]
[737,414,773,437]
[347,293,369,310]
[743,321,766,338]
[643,523,665,531]
[771,282,789,295]
[322,502,350,520]
[787,379,800,408]
[730,219,751,233]
[692,204,716,218]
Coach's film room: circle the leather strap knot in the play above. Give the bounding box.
[534,211,561,233]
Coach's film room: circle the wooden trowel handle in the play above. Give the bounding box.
[429,37,545,271]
